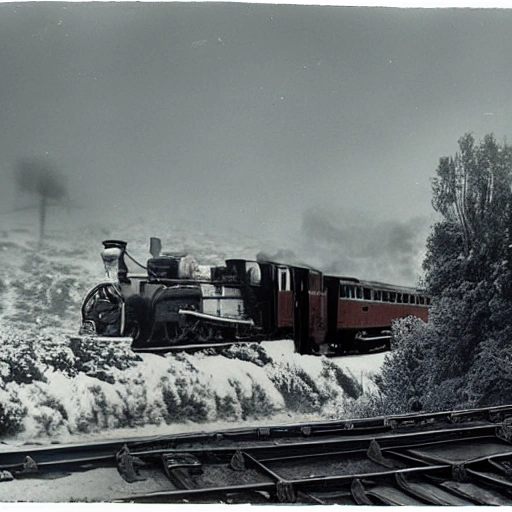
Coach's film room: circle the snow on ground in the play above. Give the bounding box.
[0,338,384,446]
[0,467,170,503]
[0,337,386,503]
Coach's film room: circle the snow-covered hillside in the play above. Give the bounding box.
[0,216,385,444]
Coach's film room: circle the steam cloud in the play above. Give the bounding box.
[258,207,431,287]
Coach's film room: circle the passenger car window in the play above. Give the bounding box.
[278,268,290,291]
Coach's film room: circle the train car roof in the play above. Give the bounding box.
[227,258,323,274]
[325,275,426,294]
[225,260,426,294]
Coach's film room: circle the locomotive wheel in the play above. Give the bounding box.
[125,295,151,346]
[174,319,199,343]
[234,325,251,340]
[197,323,215,342]
[126,321,141,341]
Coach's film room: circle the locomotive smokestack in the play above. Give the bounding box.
[101,240,130,284]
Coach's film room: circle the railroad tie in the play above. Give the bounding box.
[366,439,405,469]
[116,444,147,483]
[161,453,203,490]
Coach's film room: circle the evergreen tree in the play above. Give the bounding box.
[374,134,512,413]
[426,134,512,381]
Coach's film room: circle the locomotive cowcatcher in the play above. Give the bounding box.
[76,239,430,355]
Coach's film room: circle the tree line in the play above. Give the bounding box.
[361,133,512,415]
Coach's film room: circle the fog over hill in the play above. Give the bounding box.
[1,4,511,253]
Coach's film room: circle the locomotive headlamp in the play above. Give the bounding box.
[101,240,130,284]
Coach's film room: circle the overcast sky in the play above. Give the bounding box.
[1,4,512,280]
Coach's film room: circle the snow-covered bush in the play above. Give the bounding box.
[268,362,328,413]
[0,327,76,384]
[218,343,274,367]
[0,386,27,436]
[321,359,362,400]
[69,337,143,381]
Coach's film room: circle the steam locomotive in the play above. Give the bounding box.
[76,239,430,355]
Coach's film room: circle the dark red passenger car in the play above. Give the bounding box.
[324,276,430,353]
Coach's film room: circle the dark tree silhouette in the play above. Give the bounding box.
[353,134,512,417]
[14,159,68,246]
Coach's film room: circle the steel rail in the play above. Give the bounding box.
[127,425,502,462]
[127,403,512,448]
[113,421,512,503]
[0,406,511,504]
[115,462,452,503]
[0,419,499,471]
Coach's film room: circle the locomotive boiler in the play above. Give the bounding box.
[77,238,430,355]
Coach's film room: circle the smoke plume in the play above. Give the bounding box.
[298,207,430,286]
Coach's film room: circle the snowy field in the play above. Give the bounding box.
[0,215,386,448]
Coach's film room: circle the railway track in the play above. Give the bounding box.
[3,405,512,504]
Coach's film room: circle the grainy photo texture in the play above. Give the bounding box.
[1,2,512,504]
